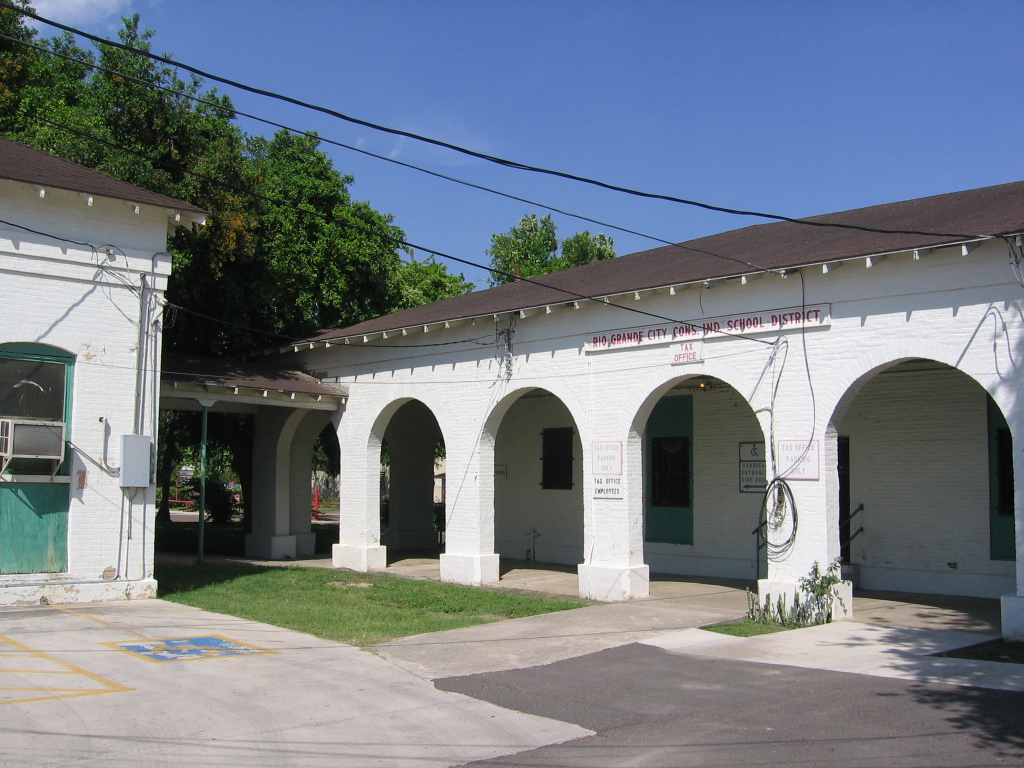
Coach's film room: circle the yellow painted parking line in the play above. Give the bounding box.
[49,605,151,640]
[0,635,132,706]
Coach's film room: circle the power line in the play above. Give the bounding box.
[28,114,778,347]
[0,31,776,277]
[6,2,988,242]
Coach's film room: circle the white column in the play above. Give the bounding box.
[246,406,306,559]
[439,417,499,585]
[757,418,852,619]
[578,429,649,600]
[332,404,387,572]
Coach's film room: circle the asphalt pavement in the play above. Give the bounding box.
[437,642,1024,768]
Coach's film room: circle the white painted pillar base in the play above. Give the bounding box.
[294,533,316,558]
[440,553,499,585]
[333,544,387,572]
[831,581,854,620]
[758,578,854,620]
[245,533,297,560]
[1001,594,1024,640]
[578,564,650,601]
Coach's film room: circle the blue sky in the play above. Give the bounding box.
[29,1,1024,287]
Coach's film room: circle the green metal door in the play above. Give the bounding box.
[646,395,693,544]
[0,482,69,573]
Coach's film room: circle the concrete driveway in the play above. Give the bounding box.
[0,599,587,768]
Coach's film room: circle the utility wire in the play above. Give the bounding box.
[0,215,96,250]
[28,114,778,346]
[0,31,784,277]
[0,211,501,347]
[6,2,989,241]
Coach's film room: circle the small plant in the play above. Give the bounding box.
[798,556,845,624]
[747,557,847,628]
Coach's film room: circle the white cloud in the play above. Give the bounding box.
[31,0,135,28]
[388,137,407,160]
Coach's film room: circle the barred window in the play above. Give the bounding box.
[541,427,574,490]
[650,436,690,507]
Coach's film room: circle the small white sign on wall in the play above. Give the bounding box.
[593,441,622,474]
[593,475,624,499]
[776,440,820,480]
[670,340,704,366]
[592,441,624,499]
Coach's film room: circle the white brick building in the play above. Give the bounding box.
[263,180,1024,639]
[0,137,204,605]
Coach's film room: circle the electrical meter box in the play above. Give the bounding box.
[119,434,152,488]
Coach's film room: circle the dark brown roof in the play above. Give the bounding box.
[0,134,205,214]
[162,354,345,398]
[298,179,1024,344]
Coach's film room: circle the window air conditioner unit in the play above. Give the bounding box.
[0,419,66,460]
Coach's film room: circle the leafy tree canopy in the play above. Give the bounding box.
[0,4,471,357]
[486,213,615,286]
[396,256,475,309]
[1,4,477,514]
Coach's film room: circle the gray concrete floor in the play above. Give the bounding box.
[0,599,587,767]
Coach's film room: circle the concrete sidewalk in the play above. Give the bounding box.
[642,621,1024,692]
[375,579,751,679]
[0,599,588,768]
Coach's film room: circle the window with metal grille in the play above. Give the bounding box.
[650,436,690,507]
[541,427,574,490]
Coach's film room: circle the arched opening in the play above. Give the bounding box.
[832,359,1016,598]
[379,400,445,555]
[635,375,766,582]
[492,388,584,567]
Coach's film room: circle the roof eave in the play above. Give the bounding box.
[263,233,1013,354]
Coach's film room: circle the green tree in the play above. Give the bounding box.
[1,8,473,517]
[486,213,558,285]
[558,230,616,270]
[486,214,615,286]
[243,130,410,340]
[396,256,474,308]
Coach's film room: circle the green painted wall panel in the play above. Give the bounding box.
[988,397,1016,561]
[0,483,69,574]
[646,395,694,545]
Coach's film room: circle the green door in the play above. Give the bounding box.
[0,483,69,573]
[646,395,693,544]
[0,344,73,574]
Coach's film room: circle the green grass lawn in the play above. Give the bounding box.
[943,639,1024,665]
[155,562,587,646]
[703,619,792,637]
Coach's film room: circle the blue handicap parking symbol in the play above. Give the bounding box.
[112,635,269,662]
